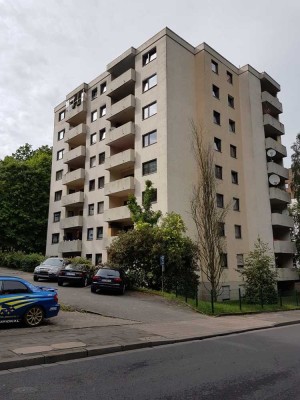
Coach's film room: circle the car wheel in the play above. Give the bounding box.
[33,275,38,282]
[23,306,44,327]
[58,279,63,286]
[91,286,97,293]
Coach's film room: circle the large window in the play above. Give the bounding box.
[57,129,65,141]
[230,144,237,158]
[58,110,65,121]
[57,149,64,160]
[143,102,157,120]
[219,222,225,237]
[89,179,95,191]
[100,105,106,117]
[212,85,220,99]
[88,204,94,216]
[221,253,228,268]
[143,47,157,66]
[91,110,97,122]
[97,201,104,214]
[54,190,62,201]
[235,225,242,239]
[53,212,61,222]
[90,156,96,168]
[56,170,63,181]
[228,95,235,108]
[99,152,105,165]
[100,82,107,94]
[99,128,106,141]
[213,111,221,125]
[215,165,223,180]
[91,87,97,100]
[96,227,103,240]
[214,137,222,152]
[90,132,97,145]
[227,71,233,84]
[143,130,157,147]
[211,60,218,74]
[142,159,157,175]
[98,176,105,189]
[233,197,240,211]
[237,254,244,268]
[52,233,59,244]
[231,171,239,184]
[229,119,236,133]
[216,193,224,208]
[87,228,93,241]
[143,74,157,92]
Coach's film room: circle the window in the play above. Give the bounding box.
[143,130,157,147]
[98,176,105,189]
[233,197,240,211]
[142,159,157,175]
[216,193,224,208]
[228,95,234,108]
[87,228,93,241]
[212,85,220,99]
[229,119,236,133]
[86,254,92,261]
[231,171,238,184]
[53,212,61,222]
[91,88,97,100]
[214,137,222,152]
[97,201,104,214]
[58,110,65,121]
[90,133,97,145]
[143,74,157,92]
[100,105,106,117]
[143,102,157,120]
[57,149,64,160]
[211,60,218,74]
[215,165,223,180]
[90,156,96,168]
[97,226,103,240]
[91,110,97,122]
[237,254,244,268]
[89,179,95,191]
[143,47,157,65]
[99,152,105,165]
[235,225,242,239]
[142,189,157,204]
[100,82,107,94]
[2,280,29,294]
[95,253,102,265]
[213,111,221,125]
[219,222,225,237]
[230,145,237,158]
[57,129,65,141]
[56,170,63,181]
[54,190,62,201]
[99,128,106,141]
[221,253,228,268]
[227,71,233,84]
[88,204,94,216]
[52,233,59,244]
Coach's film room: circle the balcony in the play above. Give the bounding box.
[60,216,83,230]
[265,137,287,158]
[62,191,84,207]
[276,267,299,281]
[271,213,294,229]
[104,176,134,197]
[65,124,87,147]
[107,69,136,101]
[58,240,82,253]
[63,146,86,168]
[107,47,136,78]
[104,205,131,223]
[263,114,285,137]
[65,97,87,126]
[260,72,280,96]
[106,122,135,149]
[105,149,135,172]
[267,162,289,180]
[107,94,135,125]
[274,240,296,254]
[62,168,85,189]
[262,91,282,115]
[269,187,291,205]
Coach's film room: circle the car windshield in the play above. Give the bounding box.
[97,268,120,277]
[42,258,63,267]
[65,264,84,271]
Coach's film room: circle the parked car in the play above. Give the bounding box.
[0,276,60,327]
[58,264,93,287]
[34,257,68,282]
[91,267,126,295]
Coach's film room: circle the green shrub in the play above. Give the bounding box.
[67,256,97,274]
[21,253,45,272]
[0,251,45,272]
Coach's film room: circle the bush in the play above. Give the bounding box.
[0,251,45,272]
[67,256,97,275]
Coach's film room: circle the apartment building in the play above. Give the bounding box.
[46,27,297,294]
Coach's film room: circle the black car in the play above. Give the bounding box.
[91,267,126,295]
[58,264,93,287]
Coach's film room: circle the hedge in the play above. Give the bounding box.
[0,251,45,273]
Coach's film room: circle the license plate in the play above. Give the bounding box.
[102,279,111,283]
[66,272,75,276]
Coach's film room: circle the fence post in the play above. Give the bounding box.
[260,287,264,309]
[279,290,282,307]
[185,282,187,303]
[211,290,214,314]
[175,282,178,298]
[239,288,242,311]
[195,286,198,308]
[296,291,299,306]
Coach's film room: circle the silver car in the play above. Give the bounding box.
[33,258,68,282]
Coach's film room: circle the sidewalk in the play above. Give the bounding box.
[1,308,300,371]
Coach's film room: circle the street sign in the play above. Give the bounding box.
[160,255,165,266]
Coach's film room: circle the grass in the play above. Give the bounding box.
[138,288,300,316]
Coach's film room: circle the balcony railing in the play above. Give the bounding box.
[265,137,287,158]
[60,216,83,230]
[107,69,136,100]
[104,176,134,197]
[63,146,86,167]
[269,187,291,205]
[263,114,285,137]
[61,191,84,207]
[65,124,87,147]
[273,240,296,254]
[106,121,135,148]
[106,94,135,124]
[104,205,131,222]
[271,213,294,229]
[105,149,135,172]
[58,240,82,253]
[267,162,289,179]
[62,168,85,188]
[65,96,87,126]
[261,91,282,115]
[276,267,299,281]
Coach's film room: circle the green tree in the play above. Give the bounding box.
[0,144,52,254]
[290,133,300,261]
[239,238,278,304]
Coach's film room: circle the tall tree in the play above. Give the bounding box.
[190,122,228,299]
[0,144,52,254]
[290,133,300,261]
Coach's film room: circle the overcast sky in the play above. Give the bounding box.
[0,0,299,164]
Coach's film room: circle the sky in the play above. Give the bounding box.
[0,0,299,165]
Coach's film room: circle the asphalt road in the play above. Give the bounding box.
[0,267,201,323]
[1,324,300,399]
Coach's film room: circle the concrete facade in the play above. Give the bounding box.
[46,27,297,296]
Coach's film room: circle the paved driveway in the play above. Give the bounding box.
[0,267,205,323]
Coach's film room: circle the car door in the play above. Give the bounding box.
[0,280,33,320]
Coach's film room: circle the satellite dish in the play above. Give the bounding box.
[269,174,280,186]
[267,149,276,158]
